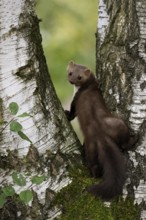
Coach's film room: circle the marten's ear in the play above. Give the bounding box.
[84,68,91,76]
[68,60,75,67]
[67,61,75,71]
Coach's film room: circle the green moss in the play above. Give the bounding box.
[55,165,140,220]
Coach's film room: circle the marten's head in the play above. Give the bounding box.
[67,61,94,87]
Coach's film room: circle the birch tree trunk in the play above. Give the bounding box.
[0,0,80,219]
[97,0,146,219]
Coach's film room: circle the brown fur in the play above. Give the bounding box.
[65,61,138,200]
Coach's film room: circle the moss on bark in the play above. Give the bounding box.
[55,165,140,220]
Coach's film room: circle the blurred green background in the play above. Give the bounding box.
[36,0,97,104]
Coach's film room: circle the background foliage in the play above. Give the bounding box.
[36,0,97,102]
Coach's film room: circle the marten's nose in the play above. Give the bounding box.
[69,80,74,84]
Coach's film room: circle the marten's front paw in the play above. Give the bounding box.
[64,110,75,121]
[64,110,71,120]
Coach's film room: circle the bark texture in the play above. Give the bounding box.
[97,0,146,218]
[0,0,79,157]
[0,0,80,219]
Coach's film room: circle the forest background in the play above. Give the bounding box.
[36,0,97,103]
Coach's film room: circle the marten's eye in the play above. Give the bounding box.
[69,72,73,76]
[78,76,82,80]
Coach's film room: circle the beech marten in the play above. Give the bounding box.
[65,61,138,200]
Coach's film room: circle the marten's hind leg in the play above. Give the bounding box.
[84,141,103,178]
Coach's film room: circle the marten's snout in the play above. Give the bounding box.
[69,80,74,84]
[68,72,75,84]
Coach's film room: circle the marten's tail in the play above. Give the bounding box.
[87,138,126,200]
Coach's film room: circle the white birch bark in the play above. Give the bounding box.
[0,0,80,218]
[0,0,78,157]
[97,0,146,219]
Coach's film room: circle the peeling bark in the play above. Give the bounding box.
[97,0,146,218]
[0,0,80,218]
